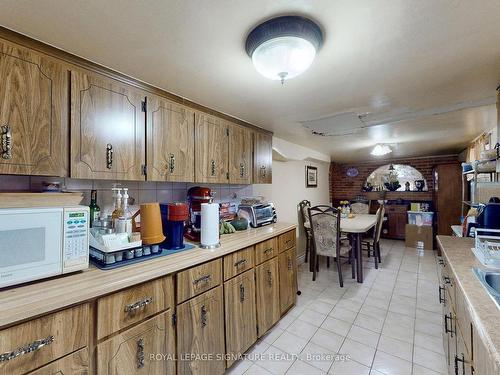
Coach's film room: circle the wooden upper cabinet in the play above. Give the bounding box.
[195,112,229,183]
[0,40,67,176]
[70,70,146,180]
[253,132,272,184]
[147,95,195,182]
[228,123,252,184]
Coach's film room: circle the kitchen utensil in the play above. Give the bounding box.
[131,203,165,245]
[200,202,220,248]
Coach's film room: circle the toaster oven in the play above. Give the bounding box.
[237,203,277,228]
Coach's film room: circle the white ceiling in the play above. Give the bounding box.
[1,0,499,162]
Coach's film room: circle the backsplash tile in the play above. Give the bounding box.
[0,175,255,218]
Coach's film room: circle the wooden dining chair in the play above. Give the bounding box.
[361,204,385,268]
[298,200,312,263]
[308,205,354,286]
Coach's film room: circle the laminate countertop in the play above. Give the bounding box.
[0,222,296,329]
[437,235,500,368]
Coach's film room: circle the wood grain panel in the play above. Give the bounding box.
[223,246,254,281]
[96,276,173,340]
[278,230,296,253]
[278,247,297,314]
[194,112,229,183]
[253,132,272,184]
[255,258,280,337]
[176,258,222,304]
[96,310,175,375]
[177,286,225,375]
[255,237,278,265]
[224,270,257,368]
[147,94,195,182]
[434,163,462,236]
[0,304,88,375]
[28,348,89,375]
[70,70,145,180]
[228,123,252,184]
[0,39,67,176]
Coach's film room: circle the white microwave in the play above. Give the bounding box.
[0,206,90,288]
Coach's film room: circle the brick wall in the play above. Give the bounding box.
[330,155,460,203]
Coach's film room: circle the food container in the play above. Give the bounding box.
[105,254,116,264]
[135,248,143,257]
[151,244,160,254]
[143,246,151,256]
[125,250,134,260]
[115,252,123,262]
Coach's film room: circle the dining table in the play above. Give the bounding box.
[341,214,378,283]
[308,213,378,283]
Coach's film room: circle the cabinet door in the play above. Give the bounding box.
[96,310,175,375]
[194,112,229,183]
[279,247,297,314]
[456,330,473,375]
[147,95,195,182]
[255,257,280,337]
[28,348,89,375]
[70,70,146,180]
[228,123,252,184]
[0,40,67,176]
[253,132,272,184]
[177,286,225,375]
[224,269,257,368]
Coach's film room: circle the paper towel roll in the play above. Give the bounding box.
[200,203,220,248]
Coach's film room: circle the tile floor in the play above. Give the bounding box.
[227,239,447,375]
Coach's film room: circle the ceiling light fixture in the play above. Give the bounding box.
[371,144,392,156]
[245,16,323,84]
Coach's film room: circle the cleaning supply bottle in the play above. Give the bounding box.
[122,188,133,234]
[111,188,124,228]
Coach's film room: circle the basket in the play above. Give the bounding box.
[473,228,500,269]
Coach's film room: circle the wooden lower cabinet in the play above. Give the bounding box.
[384,204,408,239]
[255,258,280,337]
[278,247,297,314]
[224,269,257,368]
[96,310,175,375]
[28,348,89,375]
[176,286,225,375]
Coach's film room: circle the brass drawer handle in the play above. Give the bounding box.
[106,143,113,169]
[267,270,273,286]
[444,313,454,337]
[240,163,245,177]
[124,297,153,313]
[234,259,247,268]
[240,283,245,302]
[168,153,175,173]
[201,305,208,327]
[137,337,145,368]
[193,274,211,285]
[260,165,266,178]
[287,256,293,270]
[1,125,12,160]
[263,247,273,254]
[0,335,54,362]
[443,276,452,285]
[438,285,445,304]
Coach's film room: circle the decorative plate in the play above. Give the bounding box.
[346,167,359,177]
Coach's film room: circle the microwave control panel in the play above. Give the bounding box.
[63,207,90,272]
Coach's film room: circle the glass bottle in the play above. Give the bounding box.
[89,189,100,227]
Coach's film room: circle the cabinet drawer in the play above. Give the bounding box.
[28,348,89,375]
[177,258,222,303]
[223,246,255,281]
[278,230,296,253]
[97,310,175,375]
[0,304,89,375]
[97,276,173,339]
[255,237,278,265]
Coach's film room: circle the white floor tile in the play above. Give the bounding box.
[297,309,328,327]
[254,346,295,375]
[347,325,380,348]
[376,335,413,362]
[287,359,327,375]
[244,363,274,374]
[310,328,345,353]
[299,342,337,372]
[339,338,376,367]
[320,316,352,336]
[273,331,308,355]
[413,346,448,374]
[226,358,253,374]
[372,350,412,375]
[329,306,357,324]
[329,358,370,375]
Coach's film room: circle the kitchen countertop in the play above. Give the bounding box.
[437,235,500,367]
[0,222,296,329]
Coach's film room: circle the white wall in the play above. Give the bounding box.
[253,138,331,258]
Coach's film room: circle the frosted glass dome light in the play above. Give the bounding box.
[252,36,317,82]
[245,16,323,84]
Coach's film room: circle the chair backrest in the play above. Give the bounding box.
[351,202,370,214]
[308,205,341,258]
[298,200,311,227]
[373,204,386,242]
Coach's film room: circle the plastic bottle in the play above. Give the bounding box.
[111,188,124,228]
[122,188,133,234]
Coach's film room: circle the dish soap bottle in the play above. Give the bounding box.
[111,187,124,228]
[89,189,100,227]
[121,187,133,235]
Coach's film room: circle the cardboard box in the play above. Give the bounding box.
[405,224,433,250]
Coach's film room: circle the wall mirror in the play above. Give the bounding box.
[363,164,428,192]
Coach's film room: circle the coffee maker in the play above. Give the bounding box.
[184,186,213,241]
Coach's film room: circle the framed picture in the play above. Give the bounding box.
[306,166,318,188]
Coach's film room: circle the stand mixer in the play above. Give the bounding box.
[184,186,213,241]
